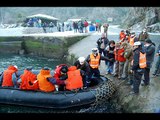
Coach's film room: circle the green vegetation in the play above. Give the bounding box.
[63,35,88,48]
[25,40,43,48]
[0,37,22,42]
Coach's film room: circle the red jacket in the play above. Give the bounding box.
[119,32,126,41]
[2,65,18,87]
[117,48,126,62]
[53,64,67,85]
[114,48,119,61]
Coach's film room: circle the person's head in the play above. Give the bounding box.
[26,66,33,71]
[92,48,98,56]
[109,40,115,47]
[133,41,141,49]
[130,32,136,37]
[78,57,85,65]
[121,30,124,33]
[14,65,18,69]
[60,65,68,74]
[145,39,152,46]
[8,65,18,72]
[143,29,147,33]
[121,42,128,49]
[43,67,50,70]
[115,42,121,48]
[126,29,130,34]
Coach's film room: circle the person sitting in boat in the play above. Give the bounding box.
[74,56,91,88]
[53,64,68,91]
[0,65,19,88]
[86,48,112,86]
[54,64,85,90]
[17,66,39,91]
[37,67,57,92]
[64,66,83,91]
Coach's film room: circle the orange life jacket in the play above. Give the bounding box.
[20,70,39,90]
[2,65,18,87]
[119,32,126,41]
[65,66,83,90]
[139,52,147,68]
[89,53,100,69]
[131,52,147,68]
[37,69,55,92]
[129,37,135,46]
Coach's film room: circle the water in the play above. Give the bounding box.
[0,53,65,72]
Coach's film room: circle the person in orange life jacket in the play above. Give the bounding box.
[37,67,57,92]
[113,42,121,77]
[1,65,19,88]
[96,33,109,56]
[17,66,39,90]
[116,44,126,79]
[74,57,91,88]
[104,40,115,75]
[86,48,112,85]
[65,66,84,91]
[53,64,68,91]
[130,41,146,94]
[119,30,126,42]
[141,39,155,86]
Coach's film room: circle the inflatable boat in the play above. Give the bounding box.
[0,70,116,109]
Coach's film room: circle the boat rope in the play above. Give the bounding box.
[91,78,116,107]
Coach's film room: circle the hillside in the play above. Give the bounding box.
[121,7,160,32]
[0,7,129,24]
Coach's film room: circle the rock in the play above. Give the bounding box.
[147,23,160,32]
[19,49,25,55]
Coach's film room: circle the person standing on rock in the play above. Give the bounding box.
[103,23,109,38]
[104,40,115,75]
[138,28,149,46]
[96,33,109,56]
[121,42,133,83]
[86,48,112,86]
[130,41,146,94]
[119,30,126,43]
[141,39,155,86]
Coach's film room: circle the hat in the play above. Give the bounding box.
[26,66,33,71]
[78,57,85,65]
[131,31,135,35]
[61,66,68,73]
[145,39,152,44]
[14,65,18,69]
[134,41,141,46]
[43,67,49,70]
[92,48,98,53]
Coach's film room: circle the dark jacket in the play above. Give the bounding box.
[105,45,115,62]
[144,43,156,68]
[138,32,149,42]
[132,46,146,71]
[97,37,109,50]
[156,44,160,55]
[74,61,91,76]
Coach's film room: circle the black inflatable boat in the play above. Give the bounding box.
[0,70,115,109]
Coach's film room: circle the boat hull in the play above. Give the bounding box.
[0,70,115,109]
